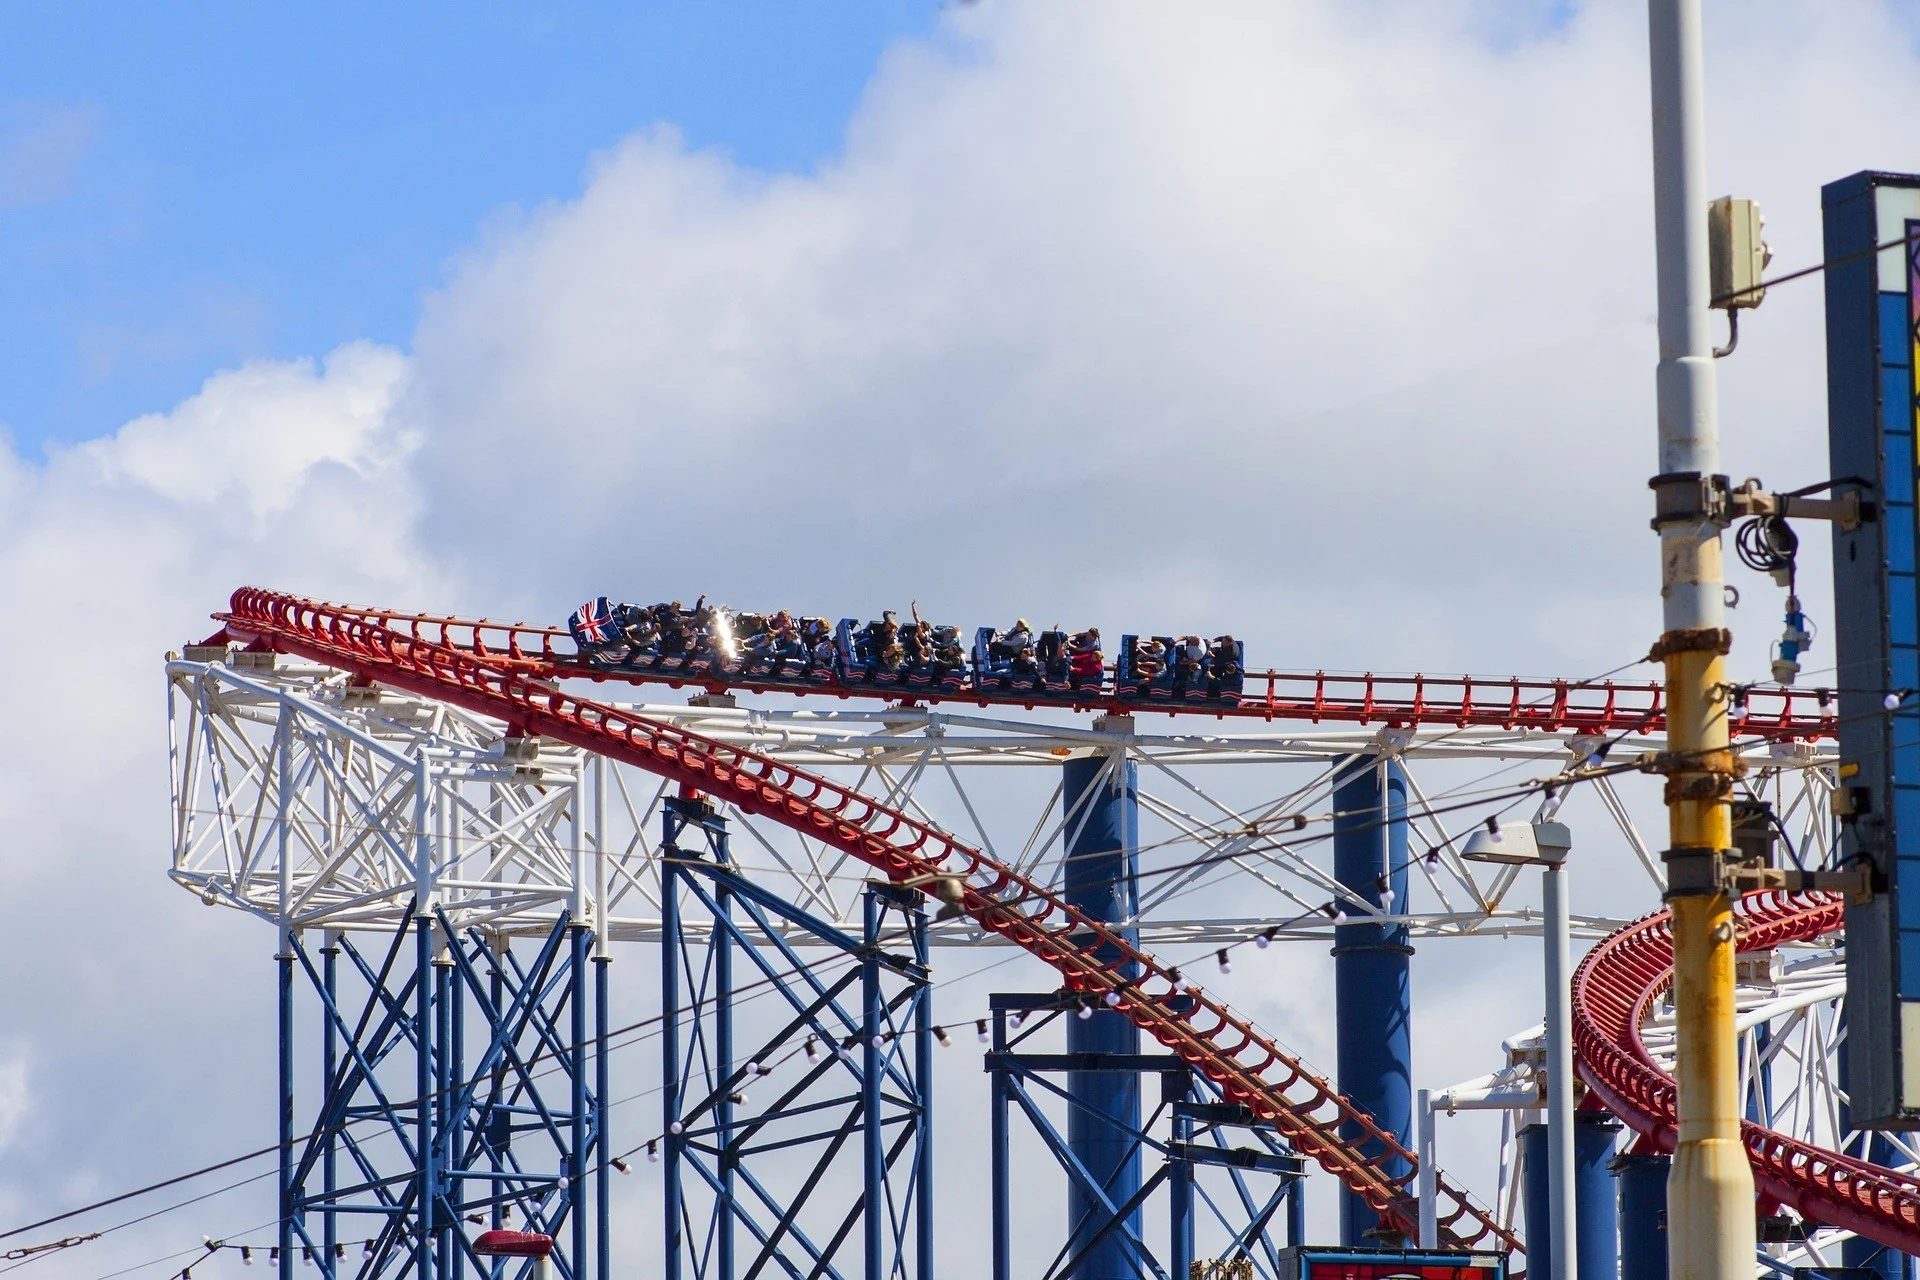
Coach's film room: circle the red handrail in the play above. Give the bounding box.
[219,599,1834,740]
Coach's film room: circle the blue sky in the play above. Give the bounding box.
[0,2,942,455]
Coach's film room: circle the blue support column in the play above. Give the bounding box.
[1613,1151,1669,1280]
[1061,753,1142,1280]
[1331,755,1413,1246]
[991,1012,1011,1280]
[1521,1124,1552,1280]
[1575,1111,1621,1280]
[321,935,338,1277]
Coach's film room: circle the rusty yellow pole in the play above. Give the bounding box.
[1645,3,1754,1279]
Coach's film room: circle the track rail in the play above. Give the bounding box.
[218,587,1518,1252]
[1574,891,1920,1253]
[274,601,1836,739]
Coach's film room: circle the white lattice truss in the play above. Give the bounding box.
[168,653,1837,949]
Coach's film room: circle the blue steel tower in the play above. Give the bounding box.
[1331,755,1413,1246]
[1061,751,1143,1280]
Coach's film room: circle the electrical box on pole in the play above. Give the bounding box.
[1709,196,1771,310]
[1824,169,1920,1128]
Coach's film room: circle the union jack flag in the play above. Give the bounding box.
[569,596,616,646]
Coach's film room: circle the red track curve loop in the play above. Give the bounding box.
[1574,891,1920,1253]
[216,587,1519,1252]
[260,599,1836,740]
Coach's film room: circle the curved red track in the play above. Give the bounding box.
[279,600,1837,740]
[214,588,1516,1251]
[1574,892,1920,1253]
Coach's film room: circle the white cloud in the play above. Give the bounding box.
[6,0,1920,1269]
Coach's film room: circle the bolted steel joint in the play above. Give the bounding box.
[1649,471,1734,532]
[1647,627,1733,662]
[1661,846,1740,900]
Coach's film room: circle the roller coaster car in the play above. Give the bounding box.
[568,597,631,666]
[1117,635,1245,706]
[973,626,1045,693]
[836,617,905,686]
[736,612,835,685]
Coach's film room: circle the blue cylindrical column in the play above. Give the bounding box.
[1062,753,1141,1280]
[1522,1123,1553,1280]
[1613,1152,1669,1280]
[1576,1111,1621,1280]
[1332,755,1412,1245]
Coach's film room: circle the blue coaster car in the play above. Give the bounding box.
[1063,629,1107,698]
[1117,634,1244,706]
[898,620,968,693]
[837,617,910,686]
[974,626,1044,694]
[736,611,825,685]
[1034,631,1073,696]
[568,597,632,666]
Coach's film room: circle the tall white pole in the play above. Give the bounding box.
[1646,5,1753,1280]
[1417,1088,1437,1249]
[1543,855,1576,1280]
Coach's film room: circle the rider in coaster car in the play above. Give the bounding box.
[901,603,933,667]
[652,602,688,655]
[625,610,672,656]
[1035,627,1067,679]
[1171,634,1206,693]
[931,627,965,676]
[1009,635,1040,681]
[1068,628,1103,681]
[1208,634,1241,683]
[1133,636,1167,685]
[865,610,900,661]
[991,619,1032,663]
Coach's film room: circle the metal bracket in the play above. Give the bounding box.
[1649,471,1733,531]
[1732,484,1875,533]
[1661,845,1873,902]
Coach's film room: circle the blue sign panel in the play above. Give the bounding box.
[1825,170,1920,1126]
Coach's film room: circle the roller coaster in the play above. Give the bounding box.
[165,587,1905,1280]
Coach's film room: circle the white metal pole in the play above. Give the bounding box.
[1543,857,1576,1280]
[1417,1088,1437,1249]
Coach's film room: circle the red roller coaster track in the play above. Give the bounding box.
[274,600,1838,740]
[1574,892,1920,1255]
[212,588,1517,1252]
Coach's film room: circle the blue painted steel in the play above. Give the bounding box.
[1612,1152,1669,1280]
[1331,755,1414,1246]
[277,907,603,1280]
[1823,169,1920,1125]
[1520,1124,1551,1280]
[657,795,933,1280]
[1063,754,1144,1280]
[984,992,1302,1280]
[1575,1111,1620,1280]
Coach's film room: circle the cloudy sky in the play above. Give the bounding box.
[5,0,1920,1274]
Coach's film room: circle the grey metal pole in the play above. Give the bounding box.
[1543,851,1576,1280]
[1645,6,1754,1280]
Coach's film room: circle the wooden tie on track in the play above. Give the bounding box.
[218,587,1520,1253]
[1574,891,1920,1254]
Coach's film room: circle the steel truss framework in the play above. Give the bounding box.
[984,993,1306,1280]
[278,910,606,1280]
[659,796,933,1280]
[167,654,1839,951]
[172,616,1912,1265]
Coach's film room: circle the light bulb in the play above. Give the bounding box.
[612,1157,631,1175]
[1103,991,1121,1007]
[647,1140,660,1163]
[1216,949,1232,974]
[1076,1005,1093,1020]
[975,1019,989,1043]
[934,1025,951,1047]
[1888,692,1905,710]
[1334,909,1348,925]
[804,1037,820,1063]
[1380,888,1395,907]
[668,1121,684,1135]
